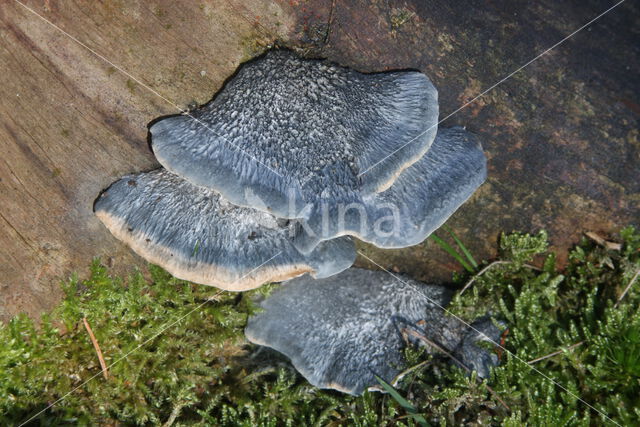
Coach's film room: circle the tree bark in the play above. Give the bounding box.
[288,0,639,282]
[0,0,294,321]
[1,0,638,320]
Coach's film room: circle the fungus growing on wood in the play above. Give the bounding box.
[94,169,355,291]
[245,268,502,395]
[150,49,438,223]
[292,127,487,253]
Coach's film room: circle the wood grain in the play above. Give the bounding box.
[1,0,638,321]
[0,0,293,321]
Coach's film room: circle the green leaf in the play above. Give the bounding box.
[375,376,429,426]
[443,225,478,269]
[430,234,475,273]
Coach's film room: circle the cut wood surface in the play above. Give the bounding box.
[0,0,294,321]
[1,0,638,321]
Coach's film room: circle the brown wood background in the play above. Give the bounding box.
[1,0,638,321]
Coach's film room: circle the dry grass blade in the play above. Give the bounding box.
[614,268,640,308]
[527,341,585,364]
[585,231,622,251]
[82,317,108,380]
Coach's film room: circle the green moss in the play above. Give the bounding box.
[125,78,137,94]
[239,33,271,62]
[445,226,640,425]
[1,227,638,425]
[390,8,415,31]
[153,7,166,18]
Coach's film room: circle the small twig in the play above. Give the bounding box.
[460,261,541,295]
[368,359,432,393]
[614,268,640,308]
[585,231,622,251]
[206,292,226,302]
[527,341,585,364]
[391,360,431,387]
[323,0,337,45]
[82,317,108,380]
[402,328,511,412]
[460,261,510,294]
[403,328,466,369]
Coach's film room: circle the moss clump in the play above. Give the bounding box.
[1,227,639,425]
[125,78,137,94]
[390,8,415,31]
[444,227,640,425]
[0,264,276,425]
[239,34,273,63]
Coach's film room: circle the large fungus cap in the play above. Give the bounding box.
[245,268,501,395]
[150,49,438,221]
[293,127,487,253]
[94,169,355,291]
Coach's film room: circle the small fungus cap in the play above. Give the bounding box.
[150,50,438,220]
[245,268,501,395]
[292,127,487,253]
[94,169,355,291]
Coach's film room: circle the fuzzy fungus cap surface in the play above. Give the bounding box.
[150,50,438,222]
[292,127,487,253]
[94,169,355,291]
[245,268,501,395]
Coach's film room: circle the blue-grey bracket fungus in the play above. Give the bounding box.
[150,50,438,223]
[94,169,356,291]
[292,127,488,253]
[245,268,502,395]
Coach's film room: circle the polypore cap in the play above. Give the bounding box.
[245,268,501,394]
[94,169,355,291]
[292,127,487,253]
[150,49,438,221]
